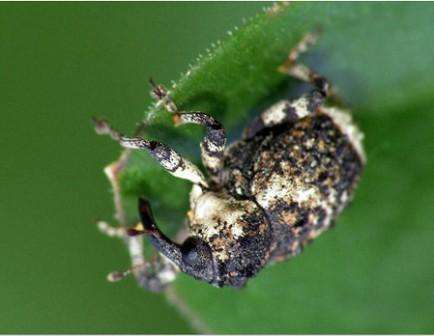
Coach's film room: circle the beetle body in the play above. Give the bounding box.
[96,32,365,292]
[188,107,364,287]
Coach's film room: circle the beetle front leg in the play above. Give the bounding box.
[98,220,179,292]
[93,118,208,188]
[150,81,227,176]
[110,251,179,293]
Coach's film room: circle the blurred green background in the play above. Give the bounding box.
[0,2,433,334]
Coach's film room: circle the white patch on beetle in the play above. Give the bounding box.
[231,224,244,238]
[203,140,224,153]
[189,191,259,261]
[261,100,289,126]
[294,186,319,204]
[192,192,247,239]
[253,173,321,209]
[253,173,289,208]
[189,184,203,207]
[158,151,180,171]
[320,106,366,163]
[290,97,310,119]
[171,159,208,187]
[201,149,222,170]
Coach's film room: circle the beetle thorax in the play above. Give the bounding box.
[188,186,262,262]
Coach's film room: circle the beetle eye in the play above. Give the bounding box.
[184,248,199,265]
[181,237,212,270]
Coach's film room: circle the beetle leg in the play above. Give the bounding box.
[243,96,323,139]
[97,220,126,238]
[97,220,179,292]
[93,118,208,188]
[243,31,339,140]
[174,112,226,175]
[279,31,333,98]
[150,81,227,176]
[132,255,179,292]
[108,254,179,293]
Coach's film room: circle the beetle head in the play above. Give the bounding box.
[134,198,216,284]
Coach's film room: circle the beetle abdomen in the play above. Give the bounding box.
[223,111,364,261]
[252,112,364,259]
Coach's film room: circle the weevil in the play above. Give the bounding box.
[94,32,365,292]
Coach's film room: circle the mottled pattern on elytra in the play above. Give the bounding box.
[222,111,363,263]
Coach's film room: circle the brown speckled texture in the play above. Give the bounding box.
[98,85,365,290]
[207,110,364,285]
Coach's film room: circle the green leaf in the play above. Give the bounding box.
[110,3,434,333]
